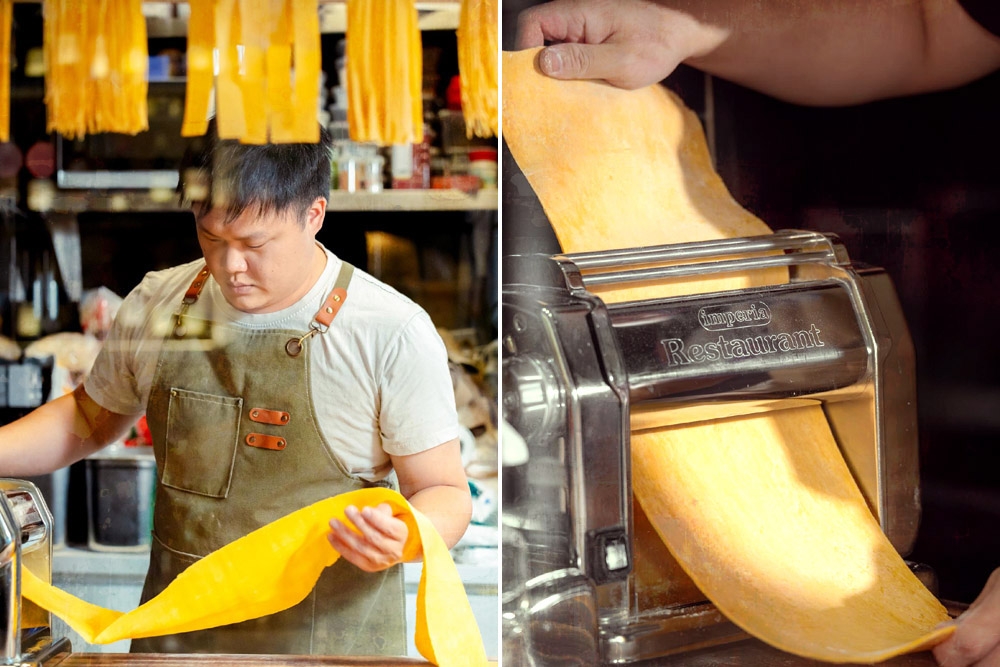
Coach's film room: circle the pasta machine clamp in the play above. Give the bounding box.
[1,479,71,666]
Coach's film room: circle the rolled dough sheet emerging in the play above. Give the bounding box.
[502,47,953,662]
[633,408,952,662]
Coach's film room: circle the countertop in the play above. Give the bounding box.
[504,637,941,666]
[633,638,939,666]
[29,638,931,667]
[44,652,498,667]
[47,654,438,667]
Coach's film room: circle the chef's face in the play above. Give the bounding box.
[195,197,327,314]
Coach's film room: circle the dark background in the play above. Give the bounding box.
[502,0,1000,604]
[707,71,1000,605]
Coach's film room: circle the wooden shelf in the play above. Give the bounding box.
[47,190,184,214]
[44,188,497,214]
[327,189,497,212]
[143,2,461,38]
[318,2,461,33]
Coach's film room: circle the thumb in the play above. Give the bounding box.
[537,42,669,90]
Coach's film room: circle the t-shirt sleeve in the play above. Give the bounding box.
[83,276,161,415]
[958,0,1000,37]
[377,310,460,456]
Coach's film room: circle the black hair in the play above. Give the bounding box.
[179,118,333,225]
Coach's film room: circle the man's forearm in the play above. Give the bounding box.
[675,0,1000,105]
[0,387,137,477]
[406,483,473,550]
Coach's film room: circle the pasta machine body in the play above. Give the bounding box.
[1,479,71,666]
[501,230,922,664]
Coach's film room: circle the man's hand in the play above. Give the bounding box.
[933,568,1000,666]
[327,503,409,573]
[328,439,470,573]
[514,0,727,90]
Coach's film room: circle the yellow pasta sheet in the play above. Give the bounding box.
[502,47,952,662]
[182,0,319,143]
[23,487,487,666]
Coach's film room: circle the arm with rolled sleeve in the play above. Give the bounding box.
[0,270,170,477]
[0,298,149,476]
[515,0,1000,105]
[329,311,472,571]
[0,385,139,477]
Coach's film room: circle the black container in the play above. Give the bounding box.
[86,456,155,552]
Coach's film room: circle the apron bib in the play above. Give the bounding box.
[134,261,406,655]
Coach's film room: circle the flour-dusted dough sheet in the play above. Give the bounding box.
[502,46,953,662]
[502,48,785,303]
[633,408,952,663]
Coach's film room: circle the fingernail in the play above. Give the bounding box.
[540,48,563,76]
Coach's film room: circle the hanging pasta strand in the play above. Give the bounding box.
[345,0,372,142]
[238,0,268,144]
[182,0,215,137]
[290,0,320,143]
[183,0,319,144]
[43,0,148,139]
[122,0,148,134]
[346,0,422,146]
[89,0,109,132]
[0,0,13,142]
[44,0,85,139]
[457,0,497,139]
[265,0,296,142]
[214,0,247,140]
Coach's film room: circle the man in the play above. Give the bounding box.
[0,122,472,655]
[513,2,1000,666]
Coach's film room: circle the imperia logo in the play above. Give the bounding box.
[698,302,772,331]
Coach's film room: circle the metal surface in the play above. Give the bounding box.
[1,490,19,663]
[12,637,71,667]
[609,282,868,409]
[0,479,65,667]
[502,230,923,664]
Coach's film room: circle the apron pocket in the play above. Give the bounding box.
[161,388,243,498]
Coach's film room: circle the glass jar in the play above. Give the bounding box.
[366,155,384,193]
[337,154,360,192]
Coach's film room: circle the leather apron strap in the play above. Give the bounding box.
[285,261,355,357]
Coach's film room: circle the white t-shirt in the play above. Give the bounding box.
[85,244,460,482]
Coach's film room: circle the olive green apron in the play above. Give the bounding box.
[133,261,406,655]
